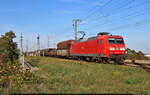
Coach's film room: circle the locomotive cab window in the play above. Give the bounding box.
[109,38,124,44]
[109,38,115,44]
[116,38,124,44]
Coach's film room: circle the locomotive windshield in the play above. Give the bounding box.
[109,38,124,44]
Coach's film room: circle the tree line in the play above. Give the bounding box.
[126,48,148,60]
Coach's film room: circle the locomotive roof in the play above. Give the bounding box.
[74,36,98,43]
[74,35,123,43]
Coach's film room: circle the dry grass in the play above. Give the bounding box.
[25,56,150,94]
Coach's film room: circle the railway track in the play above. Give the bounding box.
[58,57,150,71]
[124,61,150,72]
[24,62,39,71]
[24,62,34,70]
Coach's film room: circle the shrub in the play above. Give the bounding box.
[126,48,148,60]
[0,62,42,93]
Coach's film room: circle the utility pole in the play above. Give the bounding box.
[26,39,29,53]
[37,33,40,56]
[32,43,35,56]
[47,36,50,48]
[20,33,24,68]
[73,19,82,40]
[47,36,53,48]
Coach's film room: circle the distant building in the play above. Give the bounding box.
[144,53,150,58]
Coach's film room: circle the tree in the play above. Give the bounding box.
[126,48,147,60]
[0,30,19,63]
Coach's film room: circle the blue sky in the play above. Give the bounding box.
[0,0,150,53]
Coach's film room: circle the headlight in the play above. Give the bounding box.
[120,48,125,51]
[110,48,115,50]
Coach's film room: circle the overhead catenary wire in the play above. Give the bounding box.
[86,6,150,30]
[108,18,150,31]
[82,0,113,21]
[84,0,136,25]
[82,0,150,27]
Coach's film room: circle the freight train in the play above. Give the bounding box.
[27,32,127,64]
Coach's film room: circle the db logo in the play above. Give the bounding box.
[116,48,119,50]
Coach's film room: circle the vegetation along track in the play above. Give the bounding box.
[52,56,150,72]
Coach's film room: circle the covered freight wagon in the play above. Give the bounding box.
[57,40,75,57]
[57,40,75,49]
[40,48,56,56]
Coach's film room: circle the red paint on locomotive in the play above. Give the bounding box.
[70,33,126,60]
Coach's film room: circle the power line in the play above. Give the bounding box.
[83,0,103,15]
[82,0,113,21]
[81,0,103,21]
[87,6,150,30]
[85,0,135,25]
[83,0,150,27]
[81,0,150,32]
[109,19,150,31]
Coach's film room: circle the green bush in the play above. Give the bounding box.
[0,62,43,93]
[0,31,19,63]
[126,48,148,60]
[0,31,43,93]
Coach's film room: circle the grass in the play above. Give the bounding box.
[25,56,150,94]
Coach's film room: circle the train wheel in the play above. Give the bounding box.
[107,59,112,64]
[115,59,124,65]
[78,57,81,61]
[110,61,115,64]
[95,57,99,63]
[98,58,102,64]
[102,58,108,64]
[86,57,92,62]
[120,59,125,65]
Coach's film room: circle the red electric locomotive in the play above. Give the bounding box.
[27,32,127,64]
[70,32,127,64]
